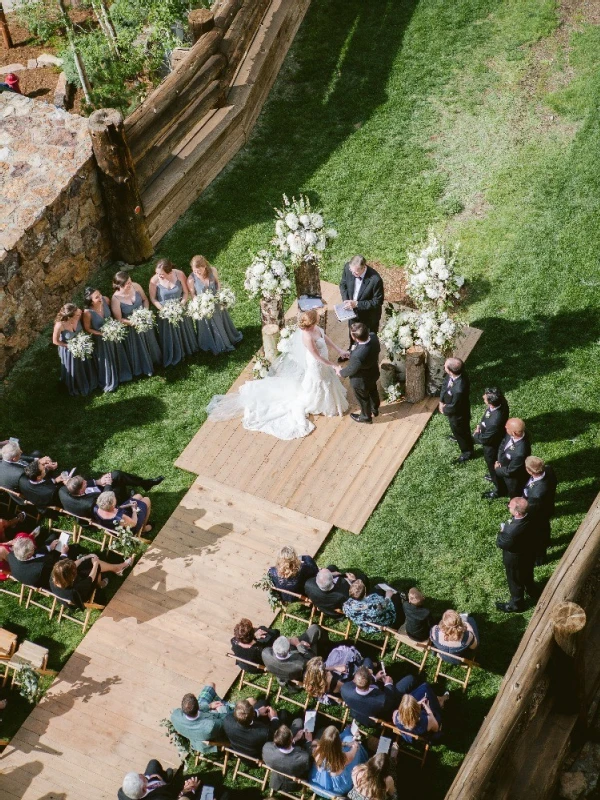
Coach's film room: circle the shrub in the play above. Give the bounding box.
[14,0,64,41]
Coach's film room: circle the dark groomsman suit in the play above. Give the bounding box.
[440,369,473,459]
[473,394,510,481]
[494,432,531,498]
[59,470,161,518]
[339,334,381,423]
[339,262,384,345]
[523,464,557,565]
[496,509,536,612]
[262,740,311,792]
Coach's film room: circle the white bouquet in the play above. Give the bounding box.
[128,307,155,333]
[159,299,185,327]
[252,355,271,380]
[187,292,216,321]
[276,324,297,354]
[406,232,465,310]
[244,250,293,300]
[380,309,419,356]
[67,331,94,360]
[272,194,337,266]
[218,286,236,309]
[414,310,461,354]
[101,318,128,343]
[385,383,403,402]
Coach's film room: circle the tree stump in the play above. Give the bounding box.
[188,8,214,42]
[260,296,284,328]
[551,601,587,718]
[380,360,400,392]
[262,324,280,364]
[294,256,322,298]
[88,109,153,265]
[426,350,446,396]
[405,346,426,403]
[552,602,586,657]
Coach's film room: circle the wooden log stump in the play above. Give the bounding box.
[294,256,322,299]
[426,350,446,396]
[380,360,400,392]
[551,601,586,719]
[262,324,280,364]
[188,8,214,42]
[88,109,153,264]
[405,346,426,403]
[260,297,284,328]
[552,601,586,657]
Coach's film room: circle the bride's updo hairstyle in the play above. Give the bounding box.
[298,310,318,329]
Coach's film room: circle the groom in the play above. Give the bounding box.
[339,255,384,354]
[336,322,381,424]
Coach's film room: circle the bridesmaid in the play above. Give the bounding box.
[82,287,132,393]
[187,255,243,354]
[52,303,98,396]
[111,271,162,377]
[149,259,198,368]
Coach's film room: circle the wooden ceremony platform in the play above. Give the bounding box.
[1,281,480,799]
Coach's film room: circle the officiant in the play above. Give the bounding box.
[339,256,384,355]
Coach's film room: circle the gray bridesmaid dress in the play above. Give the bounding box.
[119,292,162,377]
[192,274,243,355]
[155,279,198,368]
[59,321,99,397]
[90,300,133,392]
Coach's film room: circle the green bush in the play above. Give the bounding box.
[14,0,64,41]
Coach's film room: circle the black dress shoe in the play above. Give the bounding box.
[338,355,349,363]
[372,407,379,417]
[455,453,473,464]
[350,413,372,424]
[482,490,499,500]
[484,474,493,482]
[447,435,457,442]
[495,601,522,613]
[145,476,165,489]
[534,554,547,567]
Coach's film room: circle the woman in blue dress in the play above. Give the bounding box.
[93,489,152,535]
[52,303,98,396]
[149,259,198,368]
[111,272,162,377]
[307,725,368,798]
[392,682,448,744]
[82,287,132,393]
[187,255,243,354]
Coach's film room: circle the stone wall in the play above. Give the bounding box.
[0,93,111,377]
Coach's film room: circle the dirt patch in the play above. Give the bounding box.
[368,260,415,306]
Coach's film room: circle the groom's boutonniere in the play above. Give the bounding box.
[485,411,491,418]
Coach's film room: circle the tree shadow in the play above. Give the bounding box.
[525,410,600,444]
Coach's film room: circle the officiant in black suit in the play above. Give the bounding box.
[339,255,384,351]
[336,322,381,424]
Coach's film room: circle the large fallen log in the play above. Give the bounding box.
[220,0,272,86]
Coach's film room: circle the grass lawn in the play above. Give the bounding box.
[2,0,600,795]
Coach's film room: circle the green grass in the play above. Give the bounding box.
[3,0,600,795]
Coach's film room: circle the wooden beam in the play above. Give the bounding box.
[0,2,13,49]
[220,0,272,86]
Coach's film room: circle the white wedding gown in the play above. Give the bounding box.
[207,329,349,440]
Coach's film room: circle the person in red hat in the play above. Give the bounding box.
[1,73,21,94]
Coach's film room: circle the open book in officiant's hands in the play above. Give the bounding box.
[335,303,357,322]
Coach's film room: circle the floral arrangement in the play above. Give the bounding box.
[101,318,128,343]
[406,232,465,310]
[187,292,216,321]
[414,310,461,354]
[276,324,297,355]
[66,331,94,360]
[252,355,271,380]
[159,718,191,756]
[158,299,186,327]
[128,307,155,333]
[252,572,279,611]
[380,309,419,355]
[272,194,338,266]
[113,524,144,557]
[218,286,236,309]
[385,384,403,402]
[17,663,40,703]
[244,250,293,300]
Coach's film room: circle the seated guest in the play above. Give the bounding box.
[262,626,325,688]
[343,580,399,633]
[349,754,396,800]
[17,459,64,510]
[400,587,434,642]
[262,723,312,791]
[170,684,231,754]
[0,529,34,581]
[119,762,200,800]
[305,568,356,619]
[303,656,347,702]
[50,554,132,607]
[231,618,280,673]
[0,511,26,543]
[430,610,479,663]
[59,471,163,519]
[392,682,448,743]
[223,698,280,760]
[0,441,56,491]
[341,665,416,727]
[307,724,368,798]
[7,533,69,588]
[268,546,318,602]
[93,490,152,535]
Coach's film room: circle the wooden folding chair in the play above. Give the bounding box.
[0,487,41,523]
[352,621,391,656]
[0,629,18,661]
[388,625,430,672]
[47,507,85,541]
[227,652,274,698]
[370,716,431,767]
[268,768,343,800]
[53,589,105,634]
[225,748,270,790]
[316,610,351,639]
[0,574,27,603]
[24,584,59,620]
[314,693,349,726]
[274,677,311,711]
[270,586,315,627]
[192,740,229,774]
[430,646,477,692]
[1,640,55,690]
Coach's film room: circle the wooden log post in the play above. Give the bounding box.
[405,346,426,403]
[262,324,280,364]
[220,0,272,87]
[188,8,214,42]
[294,256,322,298]
[0,3,13,49]
[550,601,587,718]
[213,0,244,31]
[380,360,400,393]
[260,297,284,328]
[88,109,153,264]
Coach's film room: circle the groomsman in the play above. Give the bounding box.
[473,387,509,482]
[523,456,557,566]
[496,497,537,613]
[439,358,473,463]
[339,256,384,354]
[336,322,381,424]
[483,418,531,500]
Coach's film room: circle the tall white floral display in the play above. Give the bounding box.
[244,250,293,329]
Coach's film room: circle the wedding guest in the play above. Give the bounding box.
[0,441,29,491]
[496,497,537,613]
[400,588,434,642]
[111,271,161,377]
[50,553,132,606]
[223,698,280,759]
[8,533,68,588]
[52,303,98,396]
[303,656,345,701]
[0,526,32,581]
[231,618,280,672]
[149,259,198,368]
[82,286,133,392]
[305,568,354,619]
[342,580,399,633]
[0,510,26,543]
[262,724,312,792]
[349,754,396,800]
[262,627,326,688]
[187,255,243,354]
[307,724,368,798]
[339,256,384,351]
[59,471,163,519]
[170,684,231,754]
[430,610,479,663]
[119,762,200,800]
[473,387,510,483]
[17,459,63,510]
[341,665,416,726]
[484,418,532,500]
[439,357,473,463]
[93,490,152,535]
[392,683,448,743]
[523,456,558,565]
[268,545,318,602]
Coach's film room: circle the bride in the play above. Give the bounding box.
[207,310,349,440]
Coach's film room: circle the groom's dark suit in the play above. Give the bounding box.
[339,264,384,345]
[340,335,381,420]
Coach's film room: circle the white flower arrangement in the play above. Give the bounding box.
[244,250,293,300]
[187,292,216,321]
[385,383,403,402]
[128,307,155,333]
[272,194,337,266]
[414,309,461,354]
[252,355,271,380]
[380,309,419,356]
[158,299,185,327]
[101,318,128,343]
[406,232,465,310]
[276,324,297,354]
[218,286,236,309]
[66,331,94,360]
